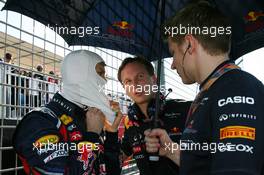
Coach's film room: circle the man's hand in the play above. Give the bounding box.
[144,129,171,157]
[104,101,123,132]
[144,128,180,165]
[86,107,105,134]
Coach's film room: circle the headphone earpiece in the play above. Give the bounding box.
[187,43,191,49]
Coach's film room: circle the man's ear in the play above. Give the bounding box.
[185,34,196,54]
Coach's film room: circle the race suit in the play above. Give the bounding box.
[13,93,121,175]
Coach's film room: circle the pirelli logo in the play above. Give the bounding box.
[220,126,255,140]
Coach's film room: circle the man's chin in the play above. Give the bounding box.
[133,95,152,104]
[182,77,195,85]
[184,81,195,85]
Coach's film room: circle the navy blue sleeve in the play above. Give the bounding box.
[120,116,133,157]
[104,131,121,175]
[209,75,264,175]
[13,112,101,174]
[162,100,191,143]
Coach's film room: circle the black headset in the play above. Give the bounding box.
[187,43,191,49]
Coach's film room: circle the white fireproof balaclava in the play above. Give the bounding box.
[61,50,115,123]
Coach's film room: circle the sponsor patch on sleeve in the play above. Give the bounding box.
[124,116,131,129]
[34,135,59,148]
[59,114,73,125]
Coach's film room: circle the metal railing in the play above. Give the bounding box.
[0,62,61,174]
[0,62,61,120]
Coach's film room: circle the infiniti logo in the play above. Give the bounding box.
[219,113,256,122]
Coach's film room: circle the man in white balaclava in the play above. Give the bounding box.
[13,50,122,175]
[61,50,115,123]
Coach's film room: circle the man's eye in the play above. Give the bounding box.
[124,80,131,85]
[138,74,144,79]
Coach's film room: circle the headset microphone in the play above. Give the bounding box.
[164,88,173,99]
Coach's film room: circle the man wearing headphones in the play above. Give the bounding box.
[118,56,191,175]
[145,2,264,175]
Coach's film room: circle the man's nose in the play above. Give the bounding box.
[125,80,138,92]
[132,81,140,90]
[132,78,140,86]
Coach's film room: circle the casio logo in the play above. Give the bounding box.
[218,96,254,107]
